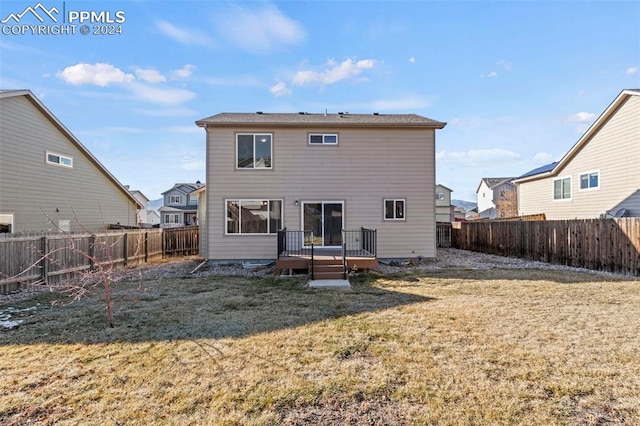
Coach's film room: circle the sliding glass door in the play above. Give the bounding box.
[302,201,343,247]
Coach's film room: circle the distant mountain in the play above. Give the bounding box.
[451,199,477,212]
[147,198,163,211]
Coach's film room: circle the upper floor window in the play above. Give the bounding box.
[237,134,272,169]
[553,177,571,200]
[309,134,338,145]
[579,171,599,190]
[436,192,445,200]
[384,199,405,220]
[46,151,73,168]
[169,195,181,205]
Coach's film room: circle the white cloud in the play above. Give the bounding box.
[170,64,196,80]
[218,5,305,54]
[627,66,638,75]
[129,83,196,105]
[203,75,260,87]
[408,57,416,63]
[156,20,212,46]
[483,71,498,78]
[567,112,596,123]
[533,152,553,163]
[134,67,166,83]
[270,82,291,96]
[436,148,521,167]
[57,63,134,86]
[497,59,512,71]
[292,58,376,87]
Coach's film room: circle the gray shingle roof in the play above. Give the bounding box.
[196,112,446,128]
[482,177,516,189]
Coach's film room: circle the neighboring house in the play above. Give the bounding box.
[476,177,518,219]
[515,89,640,219]
[147,210,160,226]
[158,182,203,227]
[195,112,446,262]
[465,208,479,221]
[435,184,454,223]
[0,90,139,233]
[129,189,149,227]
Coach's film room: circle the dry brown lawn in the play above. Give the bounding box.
[1,267,639,425]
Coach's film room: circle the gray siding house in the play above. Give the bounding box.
[195,112,446,263]
[158,182,202,227]
[0,90,139,233]
[435,184,454,223]
[515,89,640,219]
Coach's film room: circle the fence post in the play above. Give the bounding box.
[123,232,128,266]
[40,236,48,285]
[88,234,96,271]
[144,231,148,263]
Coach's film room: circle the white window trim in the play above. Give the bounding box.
[169,195,182,205]
[0,213,14,233]
[46,151,73,168]
[308,133,338,145]
[225,199,283,235]
[384,198,406,221]
[578,170,600,192]
[552,176,572,201]
[436,192,445,200]
[164,213,181,224]
[236,133,273,170]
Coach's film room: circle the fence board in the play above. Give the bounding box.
[453,218,640,276]
[0,227,199,294]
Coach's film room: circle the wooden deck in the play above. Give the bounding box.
[276,248,378,273]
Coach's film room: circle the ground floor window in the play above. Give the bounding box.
[164,213,181,224]
[0,213,14,233]
[384,199,405,220]
[226,199,282,234]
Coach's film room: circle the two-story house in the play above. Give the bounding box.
[158,182,203,227]
[195,112,446,270]
[476,177,518,219]
[515,89,640,219]
[0,90,139,233]
[435,184,454,223]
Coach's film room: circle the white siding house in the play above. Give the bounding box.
[515,89,640,219]
[195,112,446,262]
[0,90,139,232]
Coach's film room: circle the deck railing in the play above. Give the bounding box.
[277,228,315,257]
[342,228,377,258]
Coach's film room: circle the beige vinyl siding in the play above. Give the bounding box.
[518,95,640,219]
[0,95,136,232]
[206,126,436,260]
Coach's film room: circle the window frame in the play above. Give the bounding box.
[164,213,181,224]
[0,213,14,233]
[308,133,339,145]
[579,170,600,191]
[383,199,406,221]
[46,151,73,168]
[236,133,273,169]
[225,199,283,235]
[169,195,182,205]
[553,176,572,201]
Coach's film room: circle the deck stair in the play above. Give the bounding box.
[311,257,345,280]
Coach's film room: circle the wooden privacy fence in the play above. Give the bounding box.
[453,218,640,276]
[0,226,199,294]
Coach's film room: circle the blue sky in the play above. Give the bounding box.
[1,0,638,202]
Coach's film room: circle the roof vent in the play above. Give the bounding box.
[298,111,305,115]
[338,112,344,115]
[256,111,263,114]
[373,112,379,115]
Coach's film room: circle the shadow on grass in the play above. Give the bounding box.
[0,275,434,345]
